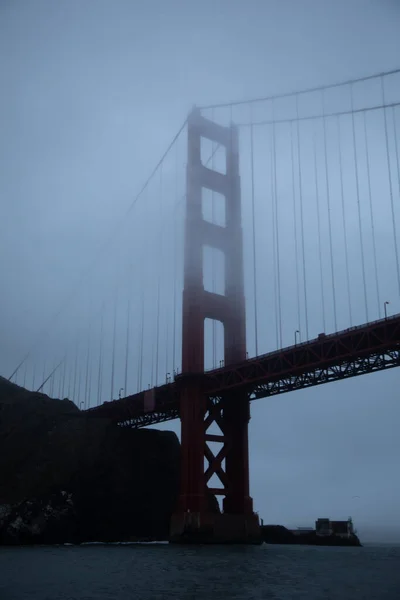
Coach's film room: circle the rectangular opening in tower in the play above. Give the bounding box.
[204,318,224,371]
[200,136,227,174]
[202,187,226,227]
[203,245,225,296]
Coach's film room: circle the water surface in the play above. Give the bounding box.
[1,542,399,599]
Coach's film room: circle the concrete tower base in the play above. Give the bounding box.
[169,512,262,545]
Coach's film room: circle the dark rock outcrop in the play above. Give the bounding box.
[0,375,207,544]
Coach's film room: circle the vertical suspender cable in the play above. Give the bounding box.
[363,112,381,317]
[67,362,72,399]
[41,361,46,395]
[350,85,368,322]
[72,339,78,403]
[250,120,259,356]
[393,107,400,199]
[96,304,104,406]
[322,90,338,330]
[150,340,155,387]
[138,284,144,392]
[49,361,55,397]
[336,116,353,326]
[295,96,309,340]
[165,321,169,381]
[172,138,178,374]
[84,322,91,409]
[61,356,67,398]
[290,121,302,334]
[32,363,36,391]
[58,361,63,398]
[110,288,118,401]
[381,77,400,295]
[272,101,282,348]
[211,109,216,368]
[312,128,326,332]
[155,165,162,385]
[23,360,27,388]
[270,125,279,349]
[77,365,82,407]
[124,265,132,395]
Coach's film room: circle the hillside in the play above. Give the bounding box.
[0,376,189,544]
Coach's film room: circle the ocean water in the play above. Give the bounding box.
[1,542,399,600]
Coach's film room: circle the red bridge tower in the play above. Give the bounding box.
[170,109,261,543]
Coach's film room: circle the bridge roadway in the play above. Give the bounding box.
[84,313,400,428]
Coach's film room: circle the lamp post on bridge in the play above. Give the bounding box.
[118,387,124,400]
[295,330,300,346]
[384,301,390,320]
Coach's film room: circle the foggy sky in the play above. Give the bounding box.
[1,0,400,542]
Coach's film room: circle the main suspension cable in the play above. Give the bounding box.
[200,67,400,111]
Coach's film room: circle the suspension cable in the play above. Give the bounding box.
[49,360,56,397]
[37,357,64,393]
[31,363,36,391]
[124,264,132,396]
[23,360,27,389]
[96,304,104,406]
[336,116,353,326]
[363,111,381,317]
[165,320,169,383]
[270,125,279,349]
[322,90,338,330]
[72,338,78,403]
[382,77,400,295]
[199,67,400,111]
[290,121,301,336]
[211,108,217,368]
[312,127,326,332]
[60,356,67,398]
[350,84,368,322]
[172,139,178,374]
[84,321,91,410]
[392,107,400,220]
[110,288,118,401]
[155,164,163,385]
[67,361,73,400]
[138,282,144,392]
[272,101,282,347]
[7,119,188,382]
[250,120,258,356]
[296,96,309,340]
[235,101,400,130]
[76,365,82,407]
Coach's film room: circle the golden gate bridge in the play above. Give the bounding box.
[6,67,400,542]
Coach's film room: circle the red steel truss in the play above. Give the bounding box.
[85,313,400,428]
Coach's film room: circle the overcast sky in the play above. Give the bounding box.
[1,0,400,542]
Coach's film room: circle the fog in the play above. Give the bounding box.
[1,0,400,543]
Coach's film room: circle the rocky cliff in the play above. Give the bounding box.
[0,376,192,544]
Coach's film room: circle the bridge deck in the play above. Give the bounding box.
[84,314,400,427]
